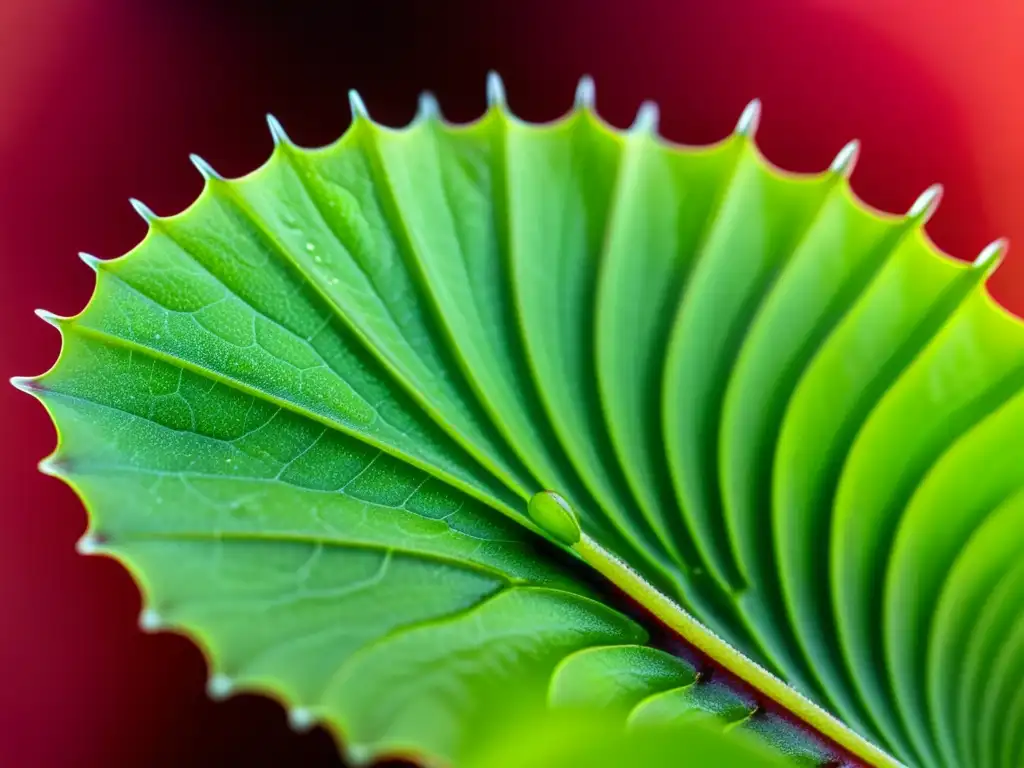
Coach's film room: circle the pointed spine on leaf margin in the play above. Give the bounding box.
[575,75,596,110]
[76,533,103,556]
[907,183,943,224]
[129,197,158,224]
[207,673,234,701]
[486,71,507,109]
[38,456,66,477]
[416,91,441,122]
[139,608,164,633]
[829,140,861,178]
[630,100,660,136]
[78,251,102,271]
[9,375,41,393]
[266,114,291,147]
[973,237,1009,274]
[345,742,373,767]
[288,707,317,733]
[189,153,222,182]
[33,308,63,328]
[348,90,370,122]
[734,98,762,138]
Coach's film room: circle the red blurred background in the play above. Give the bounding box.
[1,0,1020,764]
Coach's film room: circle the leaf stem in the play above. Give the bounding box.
[573,533,903,768]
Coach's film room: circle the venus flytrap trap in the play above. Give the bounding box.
[14,72,1024,767]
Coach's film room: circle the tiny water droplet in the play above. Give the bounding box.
[305,242,315,252]
[527,490,581,546]
[313,255,323,264]
[154,333,161,340]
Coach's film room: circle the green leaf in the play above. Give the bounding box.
[17,76,1024,767]
[549,644,699,716]
[463,703,793,768]
[549,645,837,766]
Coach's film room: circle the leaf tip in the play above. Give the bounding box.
[138,608,164,633]
[266,113,291,146]
[288,707,316,733]
[973,237,1009,273]
[630,100,660,135]
[129,197,157,224]
[830,139,860,178]
[207,673,234,701]
[189,153,221,182]
[735,98,762,138]
[528,491,582,547]
[908,183,943,223]
[348,89,369,121]
[416,90,441,121]
[486,70,506,109]
[574,75,596,110]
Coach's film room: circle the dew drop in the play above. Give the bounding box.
[527,490,581,546]
[305,242,315,252]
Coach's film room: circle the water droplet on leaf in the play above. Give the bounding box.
[527,490,581,546]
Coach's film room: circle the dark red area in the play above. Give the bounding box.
[1,0,1020,765]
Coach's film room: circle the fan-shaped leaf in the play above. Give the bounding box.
[17,77,1024,767]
